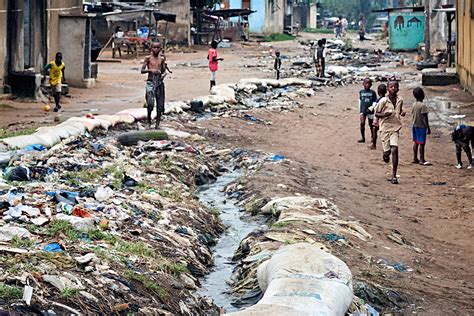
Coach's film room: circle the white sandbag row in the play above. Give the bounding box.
[226,243,353,316]
[165,101,191,114]
[210,84,237,104]
[237,77,313,89]
[191,95,227,107]
[0,114,136,150]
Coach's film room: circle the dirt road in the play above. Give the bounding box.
[1,33,473,314]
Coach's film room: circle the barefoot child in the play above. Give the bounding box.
[141,42,166,128]
[368,84,387,149]
[411,87,431,165]
[274,51,282,80]
[375,81,406,184]
[358,78,377,144]
[207,40,224,90]
[313,39,326,78]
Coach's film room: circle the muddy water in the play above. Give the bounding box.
[197,168,260,312]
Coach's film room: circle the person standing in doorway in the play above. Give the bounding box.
[141,42,166,129]
[44,52,66,112]
[207,40,223,91]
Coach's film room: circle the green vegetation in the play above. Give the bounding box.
[262,33,295,42]
[163,262,189,277]
[10,235,34,249]
[124,270,167,299]
[140,158,153,167]
[159,188,183,202]
[45,220,79,240]
[208,207,221,216]
[115,241,155,258]
[0,284,22,300]
[0,127,36,139]
[87,229,118,244]
[145,281,167,299]
[125,269,145,282]
[272,221,291,228]
[59,287,80,300]
[63,164,124,188]
[158,157,173,171]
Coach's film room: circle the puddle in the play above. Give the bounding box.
[197,168,260,313]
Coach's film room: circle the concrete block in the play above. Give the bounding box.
[422,72,459,86]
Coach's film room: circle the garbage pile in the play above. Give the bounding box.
[260,39,413,86]
[214,159,409,315]
[0,125,246,315]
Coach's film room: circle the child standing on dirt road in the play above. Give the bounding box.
[141,42,166,129]
[368,83,387,149]
[375,81,406,184]
[452,124,474,169]
[411,87,431,165]
[44,52,66,112]
[274,51,282,80]
[207,40,224,91]
[358,78,377,144]
[313,39,326,78]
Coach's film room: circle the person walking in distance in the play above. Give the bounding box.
[207,40,223,91]
[141,42,166,129]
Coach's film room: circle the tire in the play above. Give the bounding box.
[117,130,168,146]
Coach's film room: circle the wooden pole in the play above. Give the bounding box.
[98,34,114,58]
[424,0,430,60]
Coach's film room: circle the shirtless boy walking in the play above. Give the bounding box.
[141,42,166,129]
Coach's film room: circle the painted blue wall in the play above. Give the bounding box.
[229,0,242,22]
[389,12,425,51]
[249,1,265,33]
[229,0,242,9]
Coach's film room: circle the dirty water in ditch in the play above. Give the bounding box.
[197,167,261,313]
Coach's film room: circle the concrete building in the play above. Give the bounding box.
[229,0,286,34]
[1,0,96,98]
[292,2,318,30]
[456,0,474,93]
[424,0,455,51]
[91,0,191,45]
[154,0,191,44]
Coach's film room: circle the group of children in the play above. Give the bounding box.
[358,79,474,184]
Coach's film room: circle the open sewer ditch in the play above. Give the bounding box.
[197,167,261,313]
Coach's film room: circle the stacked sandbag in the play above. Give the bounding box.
[226,243,353,316]
[117,108,154,120]
[210,84,237,104]
[165,101,191,114]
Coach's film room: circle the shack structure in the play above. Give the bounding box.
[0,0,96,98]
